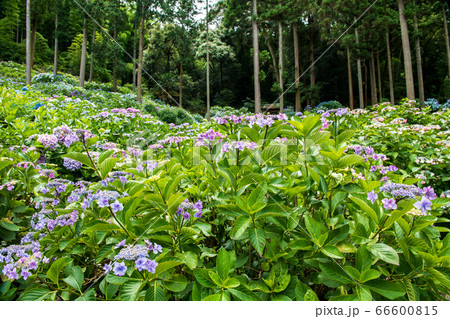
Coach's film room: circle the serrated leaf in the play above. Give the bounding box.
[232,215,251,239]
[368,243,399,266]
[17,288,52,301]
[193,268,216,288]
[82,222,123,234]
[228,286,260,301]
[403,278,415,301]
[154,261,183,277]
[356,286,372,301]
[96,244,114,263]
[319,263,355,284]
[0,221,19,232]
[337,154,364,168]
[145,283,165,301]
[64,152,92,168]
[349,196,379,224]
[223,278,240,289]
[364,279,405,300]
[47,257,71,287]
[63,266,84,292]
[249,227,266,256]
[163,274,188,292]
[99,157,119,179]
[216,248,231,280]
[322,245,344,259]
[120,280,143,301]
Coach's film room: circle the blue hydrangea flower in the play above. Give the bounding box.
[113,262,127,276]
[367,191,378,204]
[413,197,432,214]
[103,263,112,274]
[111,200,124,213]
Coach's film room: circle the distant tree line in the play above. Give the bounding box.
[1,0,449,114]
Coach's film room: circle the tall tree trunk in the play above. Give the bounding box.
[370,53,378,105]
[26,0,31,85]
[133,22,137,92]
[79,17,88,88]
[355,24,364,108]
[179,60,183,108]
[266,37,279,84]
[279,22,284,113]
[293,23,301,112]
[113,19,118,92]
[53,13,58,75]
[347,47,354,109]
[364,61,368,107]
[413,7,425,107]
[398,0,415,100]
[89,25,96,82]
[309,35,315,88]
[443,2,450,78]
[377,52,383,101]
[137,11,145,103]
[252,0,261,114]
[386,32,395,104]
[30,17,37,69]
[206,0,211,120]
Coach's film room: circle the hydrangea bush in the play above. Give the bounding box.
[0,67,449,301]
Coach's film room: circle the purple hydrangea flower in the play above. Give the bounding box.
[135,257,149,271]
[367,191,378,204]
[422,187,436,200]
[115,240,126,249]
[37,134,58,150]
[152,244,162,254]
[413,197,432,214]
[63,158,82,171]
[113,262,127,276]
[103,263,112,274]
[111,200,124,213]
[21,269,31,280]
[382,198,397,210]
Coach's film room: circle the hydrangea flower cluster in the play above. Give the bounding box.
[103,241,161,276]
[53,125,79,147]
[195,130,226,148]
[148,143,164,149]
[41,179,70,195]
[177,199,203,219]
[0,182,15,191]
[369,184,437,215]
[16,161,36,169]
[321,108,349,118]
[0,242,49,280]
[100,142,117,150]
[90,190,124,212]
[346,145,388,162]
[63,158,83,171]
[39,169,56,179]
[369,164,398,175]
[37,134,58,150]
[108,171,134,184]
[415,157,444,165]
[215,115,245,125]
[221,141,257,153]
[159,135,190,145]
[136,161,158,174]
[75,129,94,142]
[246,114,276,128]
[30,209,78,231]
[380,183,424,199]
